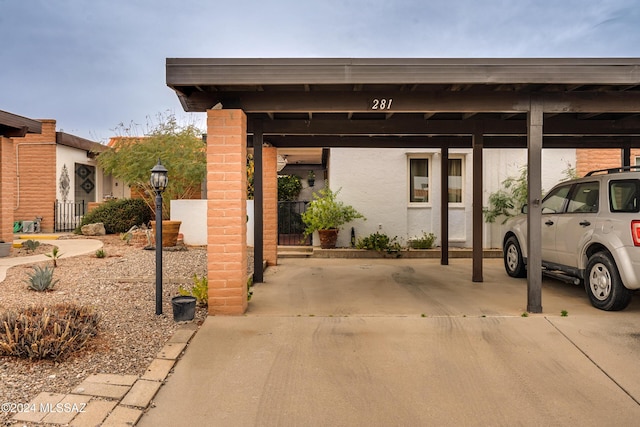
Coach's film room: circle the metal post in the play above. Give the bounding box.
[155,192,163,315]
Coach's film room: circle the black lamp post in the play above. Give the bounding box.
[150,159,168,315]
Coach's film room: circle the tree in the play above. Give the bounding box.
[97,113,206,219]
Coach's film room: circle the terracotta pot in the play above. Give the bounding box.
[318,229,339,249]
[150,220,182,247]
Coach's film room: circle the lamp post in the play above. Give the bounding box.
[150,159,168,315]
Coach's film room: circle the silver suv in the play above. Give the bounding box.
[503,167,640,311]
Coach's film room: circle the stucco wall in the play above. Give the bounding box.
[329,147,576,249]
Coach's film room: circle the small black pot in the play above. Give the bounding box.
[171,296,196,322]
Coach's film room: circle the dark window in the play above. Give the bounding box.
[541,185,571,214]
[610,180,640,212]
[567,182,599,213]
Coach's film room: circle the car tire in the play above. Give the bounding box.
[504,236,526,278]
[585,252,633,311]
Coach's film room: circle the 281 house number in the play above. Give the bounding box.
[371,98,393,110]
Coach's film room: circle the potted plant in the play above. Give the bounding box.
[307,170,316,187]
[301,187,365,249]
[0,240,11,257]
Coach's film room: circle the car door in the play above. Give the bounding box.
[554,181,599,267]
[540,184,572,264]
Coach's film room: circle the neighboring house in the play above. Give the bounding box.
[10,117,118,233]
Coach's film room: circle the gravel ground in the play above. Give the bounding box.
[0,234,253,425]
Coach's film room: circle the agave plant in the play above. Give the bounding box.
[25,265,59,291]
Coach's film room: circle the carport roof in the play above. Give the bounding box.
[167,58,640,148]
[0,110,42,137]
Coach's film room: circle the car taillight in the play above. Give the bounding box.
[632,221,640,246]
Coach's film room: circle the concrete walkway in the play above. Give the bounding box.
[0,236,103,282]
[140,258,640,426]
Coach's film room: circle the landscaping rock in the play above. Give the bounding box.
[81,223,106,236]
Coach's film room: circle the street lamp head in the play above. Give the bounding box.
[150,159,168,193]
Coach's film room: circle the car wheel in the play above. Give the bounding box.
[585,252,633,311]
[504,236,526,278]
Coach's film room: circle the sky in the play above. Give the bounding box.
[1,0,640,142]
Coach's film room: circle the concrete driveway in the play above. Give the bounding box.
[139,258,640,426]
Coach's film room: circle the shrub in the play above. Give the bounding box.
[95,249,107,258]
[25,265,59,291]
[409,232,437,249]
[178,274,208,306]
[356,232,402,252]
[278,175,303,201]
[23,239,40,253]
[45,247,63,268]
[0,303,100,361]
[301,187,365,236]
[77,198,152,234]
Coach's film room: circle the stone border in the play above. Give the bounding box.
[11,323,198,426]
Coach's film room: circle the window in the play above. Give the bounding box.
[448,158,463,203]
[409,158,429,203]
[610,180,640,212]
[541,185,571,214]
[567,182,599,213]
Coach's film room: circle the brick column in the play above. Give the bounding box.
[263,147,278,266]
[0,137,16,244]
[206,109,248,315]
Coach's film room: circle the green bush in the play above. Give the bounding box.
[0,303,100,361]
[409,232,437,249]
[178,274,208,307]
[77,198,152,234]
[278,175,302,201]
[356,232,402,252]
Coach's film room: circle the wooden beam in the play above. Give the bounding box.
[441,147,449,266]
[527,99,544,313]
[472,128,483,282]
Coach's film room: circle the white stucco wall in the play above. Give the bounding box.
[329,147,576,249]
[171,199,255,247]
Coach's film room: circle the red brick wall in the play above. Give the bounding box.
[13,120,56,233]
[576,148,640,177]
[206,109,248,315]
[263,147,278,266]
[0,136,16,243]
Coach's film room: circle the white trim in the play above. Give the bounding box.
[407,154,432,206]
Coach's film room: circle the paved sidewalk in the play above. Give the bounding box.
[0,236,103,282]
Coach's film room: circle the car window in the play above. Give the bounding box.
[567,181,599,213]
[610,179,640,213]
[541,184,571,214]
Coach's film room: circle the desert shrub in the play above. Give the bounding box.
[25,265,59,291]
[178,274,208,306]
[77,198,152,234]
[0,303,100,361]
[356,232,402,252]
[409,232,437,249]
[23,239,40,253]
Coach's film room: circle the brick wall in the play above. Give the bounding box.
[206,109,248,315]
[13,120,57,233]
[263,147,278,266]
[0,136,16,243]
[576,148,640,177]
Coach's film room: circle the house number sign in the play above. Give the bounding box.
[371,98,393,110]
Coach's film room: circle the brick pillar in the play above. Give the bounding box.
[13,120,56,233]
[263,147,278,266]
[0,137,16,244]
[206,109,248,315]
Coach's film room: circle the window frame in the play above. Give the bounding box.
[407,155,431,206]
[447,156,465,207]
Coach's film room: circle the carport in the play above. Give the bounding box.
[165,58,640,315]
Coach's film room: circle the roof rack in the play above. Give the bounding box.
[585,165,640,176]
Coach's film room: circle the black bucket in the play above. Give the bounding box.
[171,296,196,322]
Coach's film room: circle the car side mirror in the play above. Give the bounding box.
[521,204,528,214]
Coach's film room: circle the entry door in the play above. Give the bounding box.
[74,163,96,209]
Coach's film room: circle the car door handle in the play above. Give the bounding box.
[545,220,554,226]
[579,220,591,227]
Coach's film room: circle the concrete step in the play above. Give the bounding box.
[278,246,314,258]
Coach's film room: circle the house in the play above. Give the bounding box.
[0,110,118,236]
